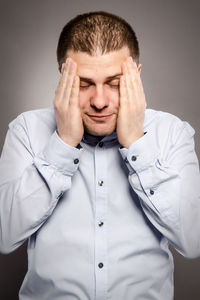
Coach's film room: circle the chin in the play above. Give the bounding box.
[84,122,116,137]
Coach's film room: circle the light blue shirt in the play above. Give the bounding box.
[0,107,200,300]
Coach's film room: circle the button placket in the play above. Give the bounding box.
[94,145,108,299]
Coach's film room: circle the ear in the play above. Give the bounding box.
[138,64,142,74]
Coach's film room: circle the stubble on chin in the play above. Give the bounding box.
[83,119,117,137]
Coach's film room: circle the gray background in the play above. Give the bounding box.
[0,0,200,299]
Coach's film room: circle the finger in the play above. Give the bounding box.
[69,76,80,106]
[145,95,147,108]
[123,61,136,99]
[124,58,144,102]
[137,74,145,95]
[132,65,145,97]
[62,59,77,105]
[61,62,66,74]
[59,59,70,85]
[55,59,70,101]
[126,58,138,87]
[119,75,128,105]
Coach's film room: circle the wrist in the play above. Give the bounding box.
[56,131,80,148]
[121,132,145,149]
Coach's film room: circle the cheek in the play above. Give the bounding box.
[107,89,120,108]
[79,91,90,109]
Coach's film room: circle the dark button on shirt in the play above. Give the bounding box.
[98,221,104,227]
[98,180,104,186]
[150,189,154,195]
[98,262,104,268]
[99,142,104,148]
[131,156,137,161]
[74,158,79,164]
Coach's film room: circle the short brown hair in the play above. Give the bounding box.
[57,11,140,71]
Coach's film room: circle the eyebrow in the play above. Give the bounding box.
[79,73,122,83]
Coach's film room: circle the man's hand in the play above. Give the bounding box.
[117,57,146,149]
[54,58,84,147]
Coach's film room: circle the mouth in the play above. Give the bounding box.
[87,114,114,122]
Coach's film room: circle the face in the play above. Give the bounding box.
[67,47,132,137]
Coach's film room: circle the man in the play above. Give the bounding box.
[0,11,200,300]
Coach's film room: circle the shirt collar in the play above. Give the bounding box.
[82,131,118,146]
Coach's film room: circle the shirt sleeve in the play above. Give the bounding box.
[119,121,200,258]
[0,114,82,254]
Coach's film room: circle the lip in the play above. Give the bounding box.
[88,114,113,121]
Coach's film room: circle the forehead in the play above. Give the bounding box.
[67,47,130,80]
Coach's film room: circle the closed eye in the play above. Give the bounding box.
[107,79,120,88]
[108,83,120,87]
[79,78,120,89]
[80,82,94,89]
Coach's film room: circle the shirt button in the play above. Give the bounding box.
[98,180,104,186]
[150,189,154,195]
[74,158,79,164]
[124,157,128,163]
[98,221,104,227]
[98,262,104,268]
[131,155,137,161]
[99,142,104,147]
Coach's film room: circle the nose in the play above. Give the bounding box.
[90,85,109,111]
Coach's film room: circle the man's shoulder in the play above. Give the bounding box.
[9,107,56,132]
[144,108,195,139]
[8,107,57,154]
[145,108,182,125]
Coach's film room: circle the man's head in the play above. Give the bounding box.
[56,12,141,137]
[57,11,140,71]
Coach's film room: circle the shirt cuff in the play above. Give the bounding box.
[119,131,160,173]
[37,131,83,176]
